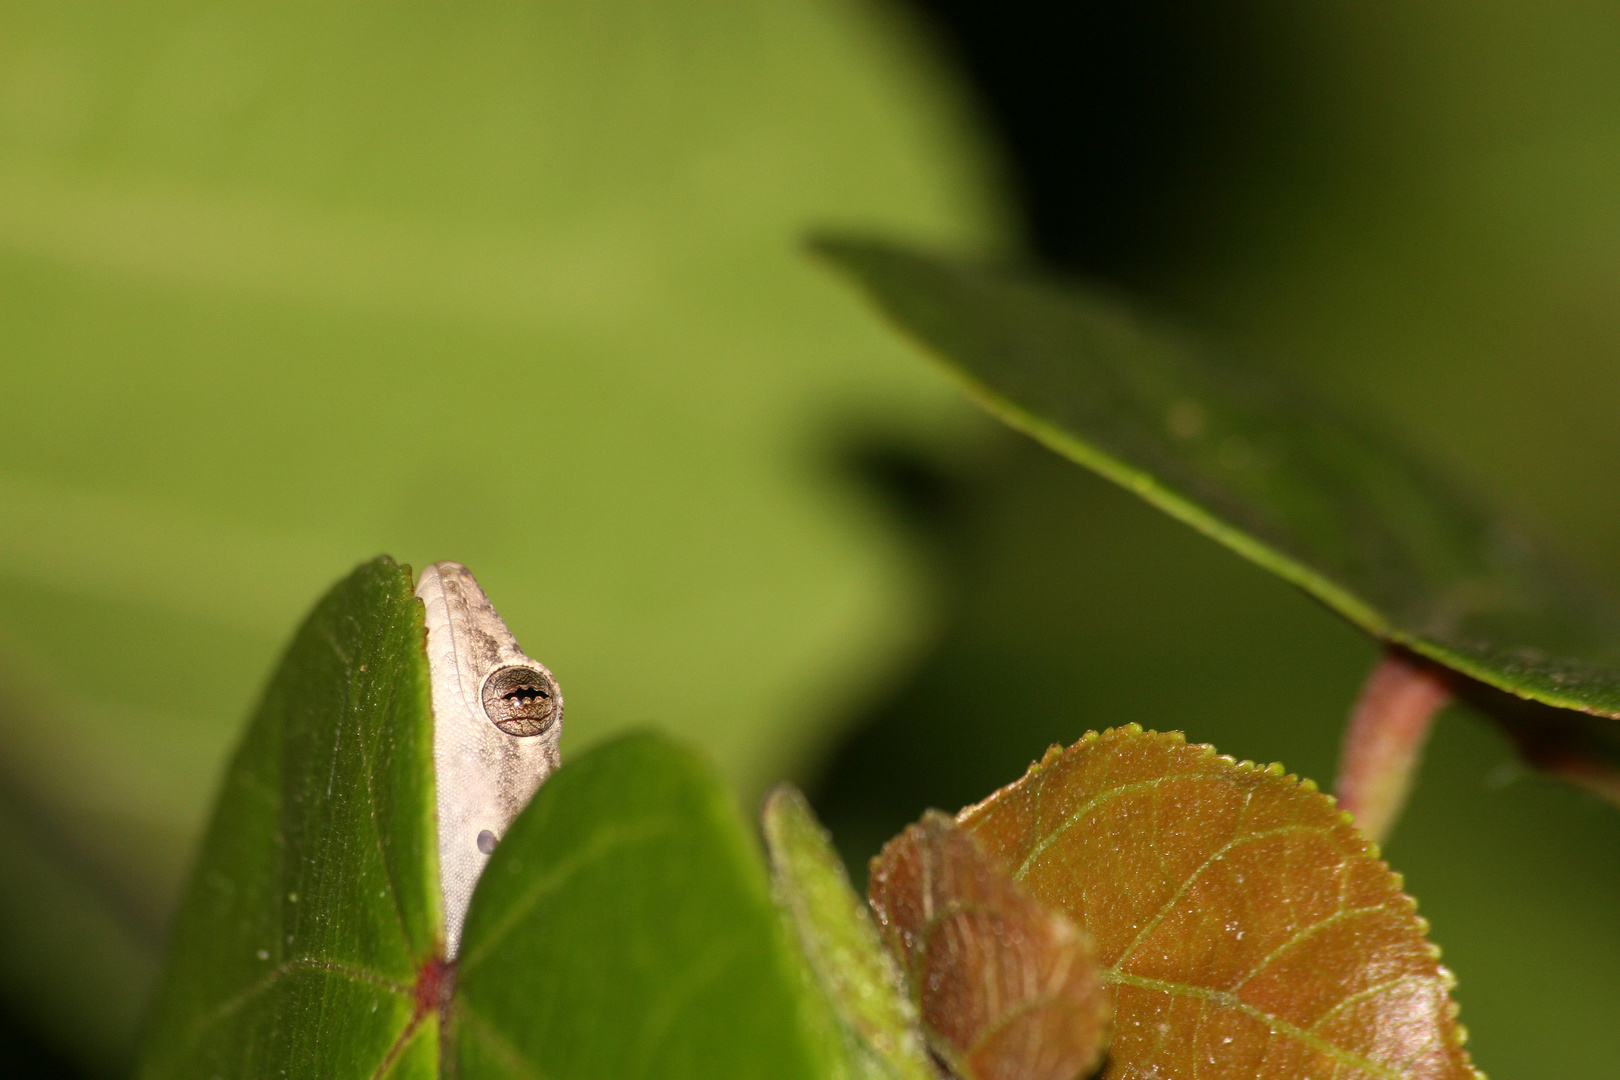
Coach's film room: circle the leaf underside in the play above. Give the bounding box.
[869,811,1111,1080]
[817,241,1620,771]
[960,726,1479,1080]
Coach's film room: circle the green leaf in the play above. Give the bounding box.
[762,786,935,1080]
[451,733,836,1080]
[817,241,1620,735]
[136,556,440,1080]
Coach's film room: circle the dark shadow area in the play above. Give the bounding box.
[831,2,1620,1074]
[1446,669,1620,803]
[0,1003,88,1080]
[810,428,1375,880]
[905,0,1322,285]
[811,427,1620,1077]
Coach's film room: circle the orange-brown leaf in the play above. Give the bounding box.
[959,726,1480,1080]
[869,811,1111,1080]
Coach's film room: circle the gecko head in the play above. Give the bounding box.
[480,664,562,737]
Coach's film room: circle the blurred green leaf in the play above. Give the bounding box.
[0,3,1004,1014]
[762,786,934,1080]
[136,556,440,1079]
[819,240,1620,761]
[453,735,840,1079]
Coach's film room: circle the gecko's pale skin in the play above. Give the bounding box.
[416,561,562,956]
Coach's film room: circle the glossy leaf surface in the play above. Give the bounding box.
[762,786,936,1080]
[869,812,1110,1080]
[136,556,440,1080]
[818,241,1620,731]
[961,727,1478,1080]
[452,733,837,1080]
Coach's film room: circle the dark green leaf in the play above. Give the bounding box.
[451,733,838,1080]
[136,556,439,1079]
[762,786,935,1080]
[818,241,1620,748]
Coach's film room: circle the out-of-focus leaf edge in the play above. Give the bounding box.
[761,786,937,1080]
[814,238,1620,748]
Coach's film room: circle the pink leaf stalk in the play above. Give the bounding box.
[1335,649,1453,843]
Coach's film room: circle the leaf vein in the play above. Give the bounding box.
[454,1000,551,1080]
[1112,823,1334,969]
[1104,970,1405,1080]
[1013,776,1171,879]
[457,818,675,971]
[1232,904,1388,990]
[1309,973,1427,1033]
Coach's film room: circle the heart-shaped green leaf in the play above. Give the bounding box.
[817,240,1620,775]
[961,725,1478,1080]
[138,558,851,1078]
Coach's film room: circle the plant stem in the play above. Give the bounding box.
[1334,649,1452,844]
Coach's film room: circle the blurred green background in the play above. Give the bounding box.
[2,1,1619,1077]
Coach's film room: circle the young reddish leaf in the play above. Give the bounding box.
[960,726,1480,1080]
[869,811,1111,1080]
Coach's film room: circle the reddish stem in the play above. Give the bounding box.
[1334,649,1452,844]
[368,955,456,1080]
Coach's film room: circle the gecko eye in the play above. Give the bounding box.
[481,665,560,737]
